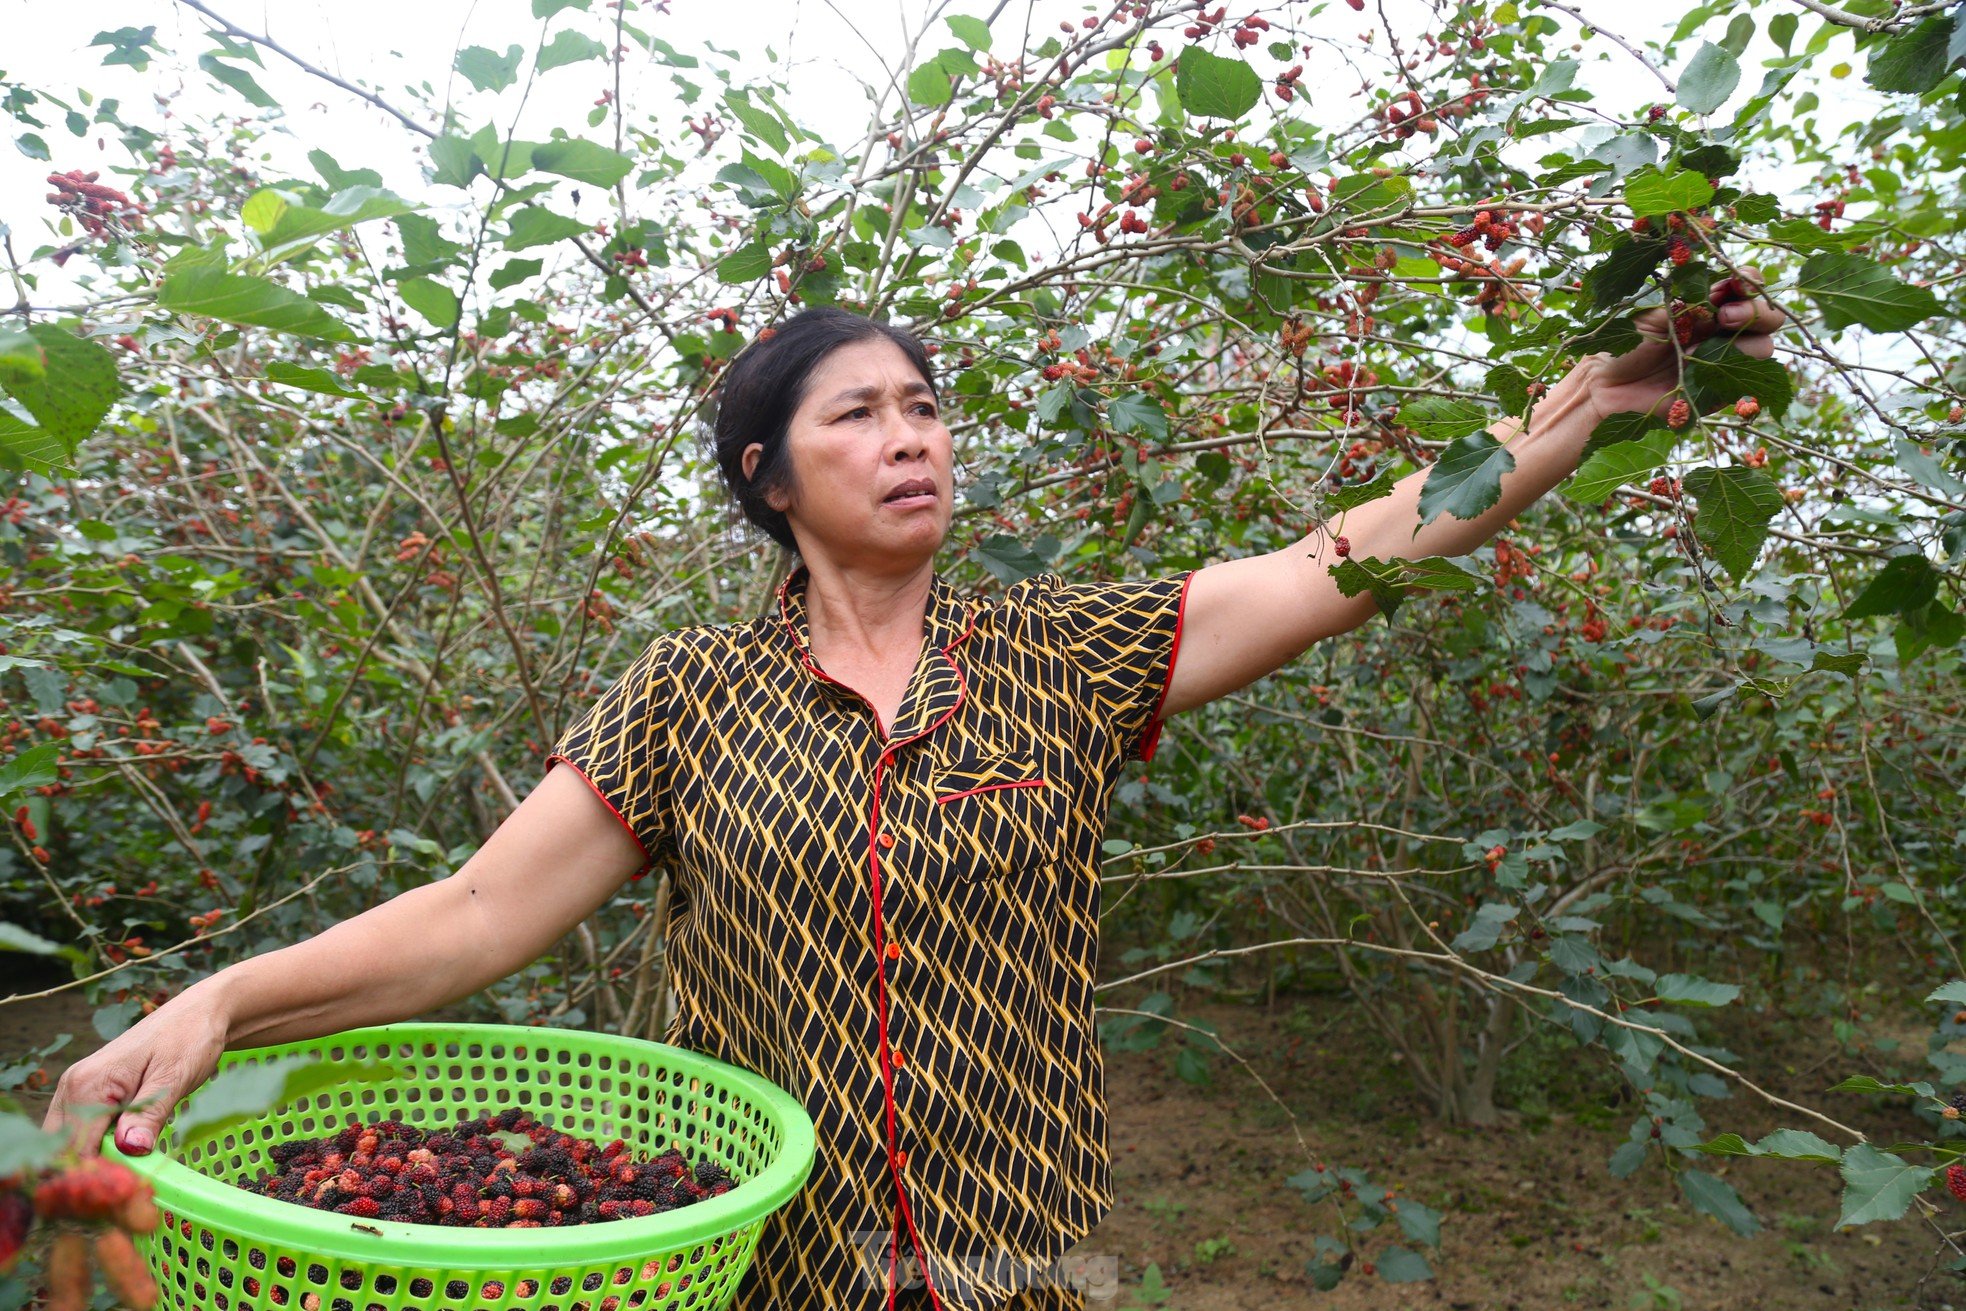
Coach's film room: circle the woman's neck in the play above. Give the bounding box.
[798,558,935,668]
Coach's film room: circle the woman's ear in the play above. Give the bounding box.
[742,441,792,513]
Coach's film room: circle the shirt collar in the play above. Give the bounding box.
[775,562,974,743]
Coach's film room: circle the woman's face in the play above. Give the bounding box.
[742,338,953,573]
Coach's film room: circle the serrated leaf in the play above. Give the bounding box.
[397,278,460,329]
[947,15,991,50]
[0,329,44,381]
[0,743,60,802]
[1654,973,1740,1007]
[1583,237,1669,311]
[1401,396,1489,442]
[1692,1133,1757,1158]
[1685,337,1794,421]
[1828,1075,1935,1097]
[245,185,419,249]
[536,30,607,73]
[1836,1144,1933,1228]
[1844,555,1939,620]
[199,54,278,108]
[1625,168,1715,218]
[723,91,789,153]
[1107,392,1169,440]
[1330,557,1407,619]
[158,266,355,341]
[1394,1200,1441,1248]
[171,1056,402,1150]
[1679,1169,1760,1235]
[503,206,591,250]
[971,534,1048,583]
[717,239,773,284]
[455,43,523,92]
[1754,1129,1843,1162]
[1927,980,1966,1005]
[1327,470,1396,512]
[1609,1140,1648,1178]
[1566,429,1675,503]
[1798,251,1940,333]
[1682,465,1783,582]
[1866,14,1955,94]
[1418,433,1514,525]
[1175,46,1261,119]
[263,363,362,399]
[0,922,61,954]
[532,139,633,187]
[0,325,121,446]
[1677,41,1742,114]
[1376,1246,1432,1282]
[907,63,953,107]
[490,258,542,290]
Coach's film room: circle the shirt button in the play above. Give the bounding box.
[884,940,902,962]
[878,832,896,850]
[894,1149,908,1170]
[892,1048,906,1068]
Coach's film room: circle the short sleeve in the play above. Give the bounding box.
[544,635,673,880]
[1025,569,1195,764]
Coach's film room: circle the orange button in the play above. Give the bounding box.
[878,832,896,850]
[883,940,902,962]
[891,1049,906,1068]
[894,1150,908,1170]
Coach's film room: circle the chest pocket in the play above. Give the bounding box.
[928,750,1059,882]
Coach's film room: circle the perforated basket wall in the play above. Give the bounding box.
[102,1022,816,1311]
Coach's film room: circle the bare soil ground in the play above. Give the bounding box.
[4,961,1957,1310]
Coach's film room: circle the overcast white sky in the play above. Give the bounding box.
[0,2,1892,307]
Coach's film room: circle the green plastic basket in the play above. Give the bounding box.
[101,1022,816,1311]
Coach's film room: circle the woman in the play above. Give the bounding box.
[47,290,1786,1310]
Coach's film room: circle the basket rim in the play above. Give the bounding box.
[102,1020,816,1266]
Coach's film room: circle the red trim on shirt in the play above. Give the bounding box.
[1135,570,1196,765]
[933,778,1047,804]
[544,754,653,879]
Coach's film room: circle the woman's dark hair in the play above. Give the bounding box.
[708,307,938,552]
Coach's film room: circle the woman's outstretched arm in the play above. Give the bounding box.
[1160,272,1790,718]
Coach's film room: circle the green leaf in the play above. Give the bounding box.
[723,91,789,153]
[1175,46,1262,119]
[1836,1144,1933,1228]
[1677,41,1742,114]
[397,278,460,329]
[0,410,69,473]
[1691,1133,1757,1158]
[199,54,278,108]
[1653,973,1740,1007]
[1376,1246,1433,1282]
[1565,429,1675,504]
[1829,1075,1936,1097]
[717,239,774,284]
[947,15,991,50]
[158,265,356,341]
[0,743,60,803]
[1866,14,1955,94]
[428,135,485,188]
[0,325,121,447]
[1844,555,1939,620]
[503,207,591,250]
[1394,1201,1442,1249]
[1579,410,1669,461]
[1400,396,1489,443]
[1684,337,1794,421]
[1753,1129,1843,1163]
[907,63,954,107]
[1326,470,1396,512]
[972,534,1049,583]
[14,133,48,161]
[1797,251,1940,332]
[0,329,46,382]
[455,43,523,93]
[91,26,160,70]
[1450,902,1519,953]
[532,0,589,15]
[1682,465,1784,582]
[1625,168,1715,218]
[244,186,419,249]
[536,30,607,74]
[0,921,61,955]
[1583,237,1669,311]
[1418,433,1515,525]
[489,258,543,290]
[1678,1169,1760,1236]
[531,138,634,187]
[170,1055,402,1151]
[263,363,362,399]
[1106,392,1169,441]
[1927,980,1966,1005]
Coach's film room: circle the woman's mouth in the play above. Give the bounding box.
[882,480,937,509]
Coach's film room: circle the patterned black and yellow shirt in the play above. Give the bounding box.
[545,561,1192,1311]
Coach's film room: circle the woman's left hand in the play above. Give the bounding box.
[1576,265,1791,425]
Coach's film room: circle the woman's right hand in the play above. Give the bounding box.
[42,982,231,1160]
